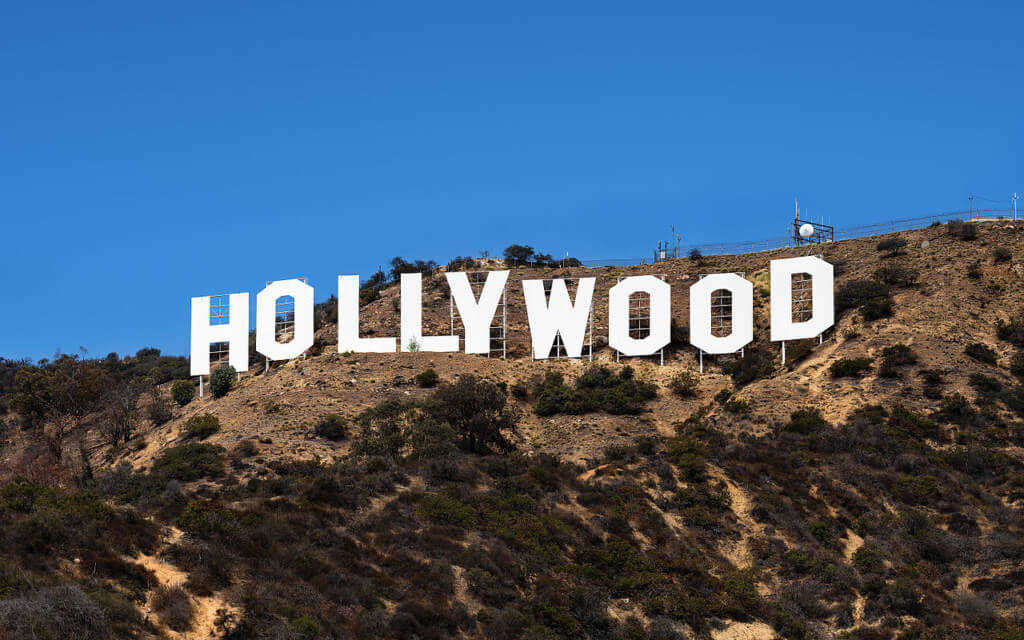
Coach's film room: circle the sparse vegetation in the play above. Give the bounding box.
[3,225,1024,639]
[948,219,978,240]
[668,370,699,397]
[835,279,893,321]
[152,585,194,631]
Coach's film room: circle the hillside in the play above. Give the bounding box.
[2,219,1024,640]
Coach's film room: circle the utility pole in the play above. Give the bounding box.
[969,195,974,220]
[1014,193,1018,221]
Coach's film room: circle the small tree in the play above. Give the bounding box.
[210,364,235,398]
[102,382,141,445]
[876,237,907,257]
[503,244,535,266]
[146,390,173,426]
[171,380,195,406]
[427,375,518,454]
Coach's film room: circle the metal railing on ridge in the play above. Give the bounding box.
[579,208,1020,267]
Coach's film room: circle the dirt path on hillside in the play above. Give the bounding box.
[134,526,237,640]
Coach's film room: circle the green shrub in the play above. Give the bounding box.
[808,520,832,545]
[290,614,320,639]
[427,375,517,453]
[967,260,983,279]
[829,358,873,378]
[940,393,970,417]
[835,279,890,313]
[171,380,196,406]
[784,407,829,434]
[418,493,478,526]
[852,545,884,574]
[1010,352,1024,380]
[997,314,1024,347]
[965,342,998,364]
[720,348,775,386]
[151,443,224,481]
[723,398,750,415]
[314,413,348,441]
[230,439,258,460]
[948,220,977,240]
[888,405,939,439]
[415,368,440,388]
[968,373,1001,393]
[879,343,917,377]
[668,371,699,397]
[992,247,1013,263]
[535,366,657,416]
[876,237,907,256]
[184,414,220,440]
[210,364,235,398]
[861,297,894,321]
[666,434,706,481]
[873,264,919,288]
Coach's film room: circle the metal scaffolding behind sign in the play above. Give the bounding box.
[615,274,667,365]
[268,277,307,368]
[199,294,233,398]
[542,278,593,361]
[697,273,745,373]
[208,294,231,368]
[449,271,508,359]
[781,264,824,365]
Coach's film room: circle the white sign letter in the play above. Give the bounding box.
[190,293,249,375]
[609,275,671,356]
[689,274,753,354]
[338,275,396,353]
[401,273,459,352]
[446,270,510,354]
[523,278,596,359]
[770,256,834,342]
[256,279,314,361]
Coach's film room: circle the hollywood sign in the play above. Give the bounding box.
[189,256,833,376]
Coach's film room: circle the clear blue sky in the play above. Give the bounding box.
[1,2,1021,361]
